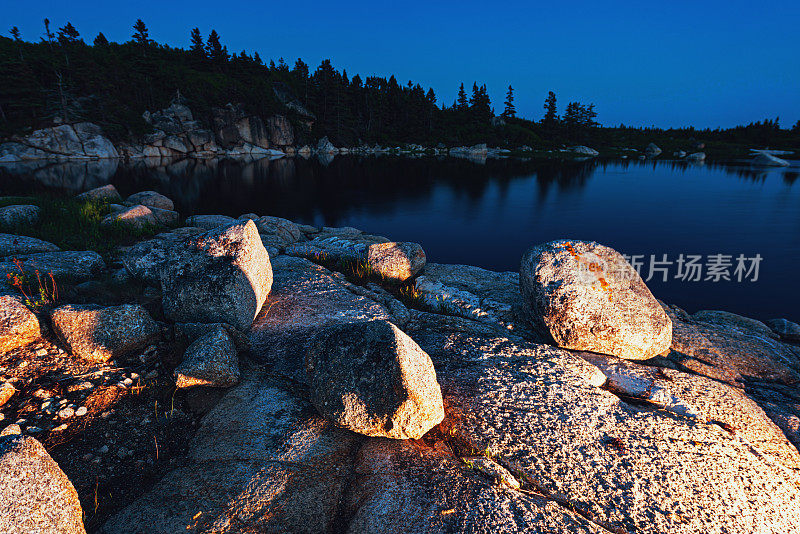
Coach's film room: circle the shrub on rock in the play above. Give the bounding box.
[0,435,86,534]
[520,239,672,359]
[50,304,159,362]
[174,326,239,389]
[367,241,426,283]
[160,220,272,330]
[0,296,40,352]
[306,320,444,439]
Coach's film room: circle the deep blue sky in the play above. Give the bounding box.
[6,1,799,128]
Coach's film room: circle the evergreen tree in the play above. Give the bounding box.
[132,19,149,45]
[189,28,205,58]
[10,26,23,61]
[253,51,263,65]
[456,83,468,110]
[57,22,80,44]
[469,83,492,123]
[93,32,108,46]
[542,91,558,124]
[502,85,515,118]
[205,30,228,63]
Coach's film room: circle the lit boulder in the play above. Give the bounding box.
[0,296,41,352]
[306,320,444,439]
[367,241,427,283]
[50,304,160,362]
[159,220,272,330]
[174,326,239,389]
[520,239,672,360]
[0,435,86,534]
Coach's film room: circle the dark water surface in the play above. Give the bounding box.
[2,155,799,322]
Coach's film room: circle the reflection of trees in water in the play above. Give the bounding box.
[2,156,795,225]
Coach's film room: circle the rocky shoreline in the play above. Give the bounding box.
[2,186,800,533]
[8,95,793,167]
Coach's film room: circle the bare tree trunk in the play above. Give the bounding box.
[56,72,69,123]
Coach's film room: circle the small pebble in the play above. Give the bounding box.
[100,411,112,419]
[58,408,75,419]
[98,445,109,454]
[122,378,133,387]
[130,373,140,381]
[35,348,48,357]
[53,423,68,432]
[75,406,88,417]
[26,426,43,434]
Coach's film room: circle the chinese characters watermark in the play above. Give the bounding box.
[576,253,763,284]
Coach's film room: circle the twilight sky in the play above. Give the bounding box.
[6,0,799,129]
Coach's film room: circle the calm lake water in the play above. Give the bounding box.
[2,155,798,322]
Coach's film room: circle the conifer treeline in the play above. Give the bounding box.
[1,20,798,149]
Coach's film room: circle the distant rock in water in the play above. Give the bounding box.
[645,142,662,157]
[752,152,790,166]
[0,122,118,162]
[520,239,672,359]
[686,151,706,162]
[568,145,599,156]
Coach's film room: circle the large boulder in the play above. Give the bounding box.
[75,184,122,203]
[101,205,159,229]
[122,227,205,284]
[520,239,672,359]
[0,435,86,534]
[366,241,426,283]
[160,220,272,330]
[0,205,40,226]
[0,251,105,283]
[125,191,174,211]
[0,122,118,161]
[0,233,59,257]
[50,304,160,362]
[212,103,270,149]
[0,296,40,352]
[306,320,444,439]
[174,326,240,389]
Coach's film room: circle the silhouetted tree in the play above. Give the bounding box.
[456,83,468,110]
[205,30,228,64]
[189,28,205,59]
[93,32,108,46]
[542,91,558,124]
[502,85,515,118]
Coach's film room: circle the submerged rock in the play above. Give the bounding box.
[175,326,240,389]
[520,239,672,359]
[50,304,159,362]
[160,220,272,330]
[0,296,40,352]
[0,435,86,534]
[306,320,444,439]
[568,145,599,156]
[752,152,790,166]
[686,151,706,162]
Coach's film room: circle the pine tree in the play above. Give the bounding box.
[93,32,108,46]
[205,30,228,63]
[10,26,23,61]
[132,19,149,56]
[132,19,149,45]
[502,85,515,118]
[189,28,205,58]
[456,83,468,110]
[253,51,263,65]
[542,91,558,124]
[57,22,80,44]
